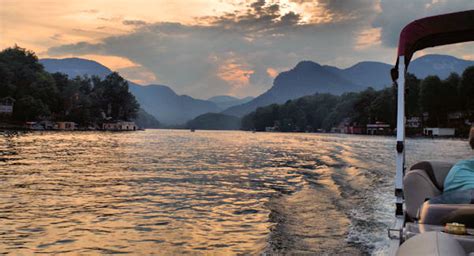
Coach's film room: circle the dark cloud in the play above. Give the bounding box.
[291,0,376,23]
[122,19,148,26]
[50,33,62,41]
[373,0,474,47]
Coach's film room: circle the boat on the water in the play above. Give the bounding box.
[388,10,474,255]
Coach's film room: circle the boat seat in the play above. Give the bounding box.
[419,203,474,228]
[396,231,466,256]
[404,161,454,220]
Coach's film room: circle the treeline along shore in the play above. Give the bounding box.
[240,67,474,137]
[0,46,159,130]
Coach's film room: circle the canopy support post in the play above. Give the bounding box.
[389,56,406,255]
[395,55,405,216]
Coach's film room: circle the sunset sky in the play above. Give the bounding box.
[1,0,473,98]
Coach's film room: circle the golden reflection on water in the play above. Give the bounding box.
[0,130,471,255]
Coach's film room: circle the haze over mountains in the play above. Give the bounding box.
[41,58,244,124]
[208,96,254,110]
[40,54,474,124]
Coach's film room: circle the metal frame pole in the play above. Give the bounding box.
[395,56,406,216]
[388,56,406,255]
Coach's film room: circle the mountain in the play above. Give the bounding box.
[128,83,219,125]
[224,54,474,117]
[223,61,362,117]
[409,54,474,79]
[41,54,474,122]
[208,95,254,110]
[134,108,161,128]
[40,58,220,125]
[186,113,241,130]
[40,58,111,78]
[325,61,393,89]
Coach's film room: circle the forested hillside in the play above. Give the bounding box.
[242,67,474,135]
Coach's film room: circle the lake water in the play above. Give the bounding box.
[0,130,472,255]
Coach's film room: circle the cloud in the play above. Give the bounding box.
[122,19,149,26]
[80,9,99,14]
[266,67,279,78]
[46,0,474,98]
[48,0,383,98]
[373,0,474,47]
[116,65,157,85]
[217,56,255,94]
[50,33,63,41]
[355,27,381,50]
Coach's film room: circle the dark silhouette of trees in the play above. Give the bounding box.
[0,46,139,125]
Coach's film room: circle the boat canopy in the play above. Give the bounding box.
[391,10,474,81]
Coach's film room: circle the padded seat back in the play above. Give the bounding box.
[410,161,454,190]
[419,203,474,228]
[403,161,454,220]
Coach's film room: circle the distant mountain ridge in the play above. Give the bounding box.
[40,54,474,123]
[208,95,254,110]
[128,83,219,125]
[41,58,111,78]
[223,54,474,117]
[40,58,222,125]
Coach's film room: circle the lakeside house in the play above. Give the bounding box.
[423,127,455,137]
[55,121,76,130]
[366,122,391,135]
[345,124,365,134]
[21,120,139,131]
[0,97,15,115]
[25,122,44,130]
[39,121,55,130]
[406,117,421,128]
[102,121,137,131]
[24,121,76,130]
[330,121,366,134]
[265,126,277,132]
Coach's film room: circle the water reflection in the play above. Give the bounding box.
[0,130,471,255]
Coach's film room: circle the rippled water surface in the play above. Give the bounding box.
[0,130,472,255]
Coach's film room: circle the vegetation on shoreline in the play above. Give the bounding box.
[241,66,474,136]
[186,113,240,130]
[0,46,159,128]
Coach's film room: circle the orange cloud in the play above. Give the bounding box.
[116,65,158,85]
[78,54,138,70]
[81,55,157,84]
[218,59,254,92]
[266,67,279,78]
[355,27,381,50]
[463,54,474,60]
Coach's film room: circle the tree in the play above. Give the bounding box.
[13,96,50,121]
[353,87,377,125]
[0,46,143,126]
[420,76,443,126]
[441,73,461,113]
[91,72,139,121]
[370,88,395,126]
[405,73,421,117]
